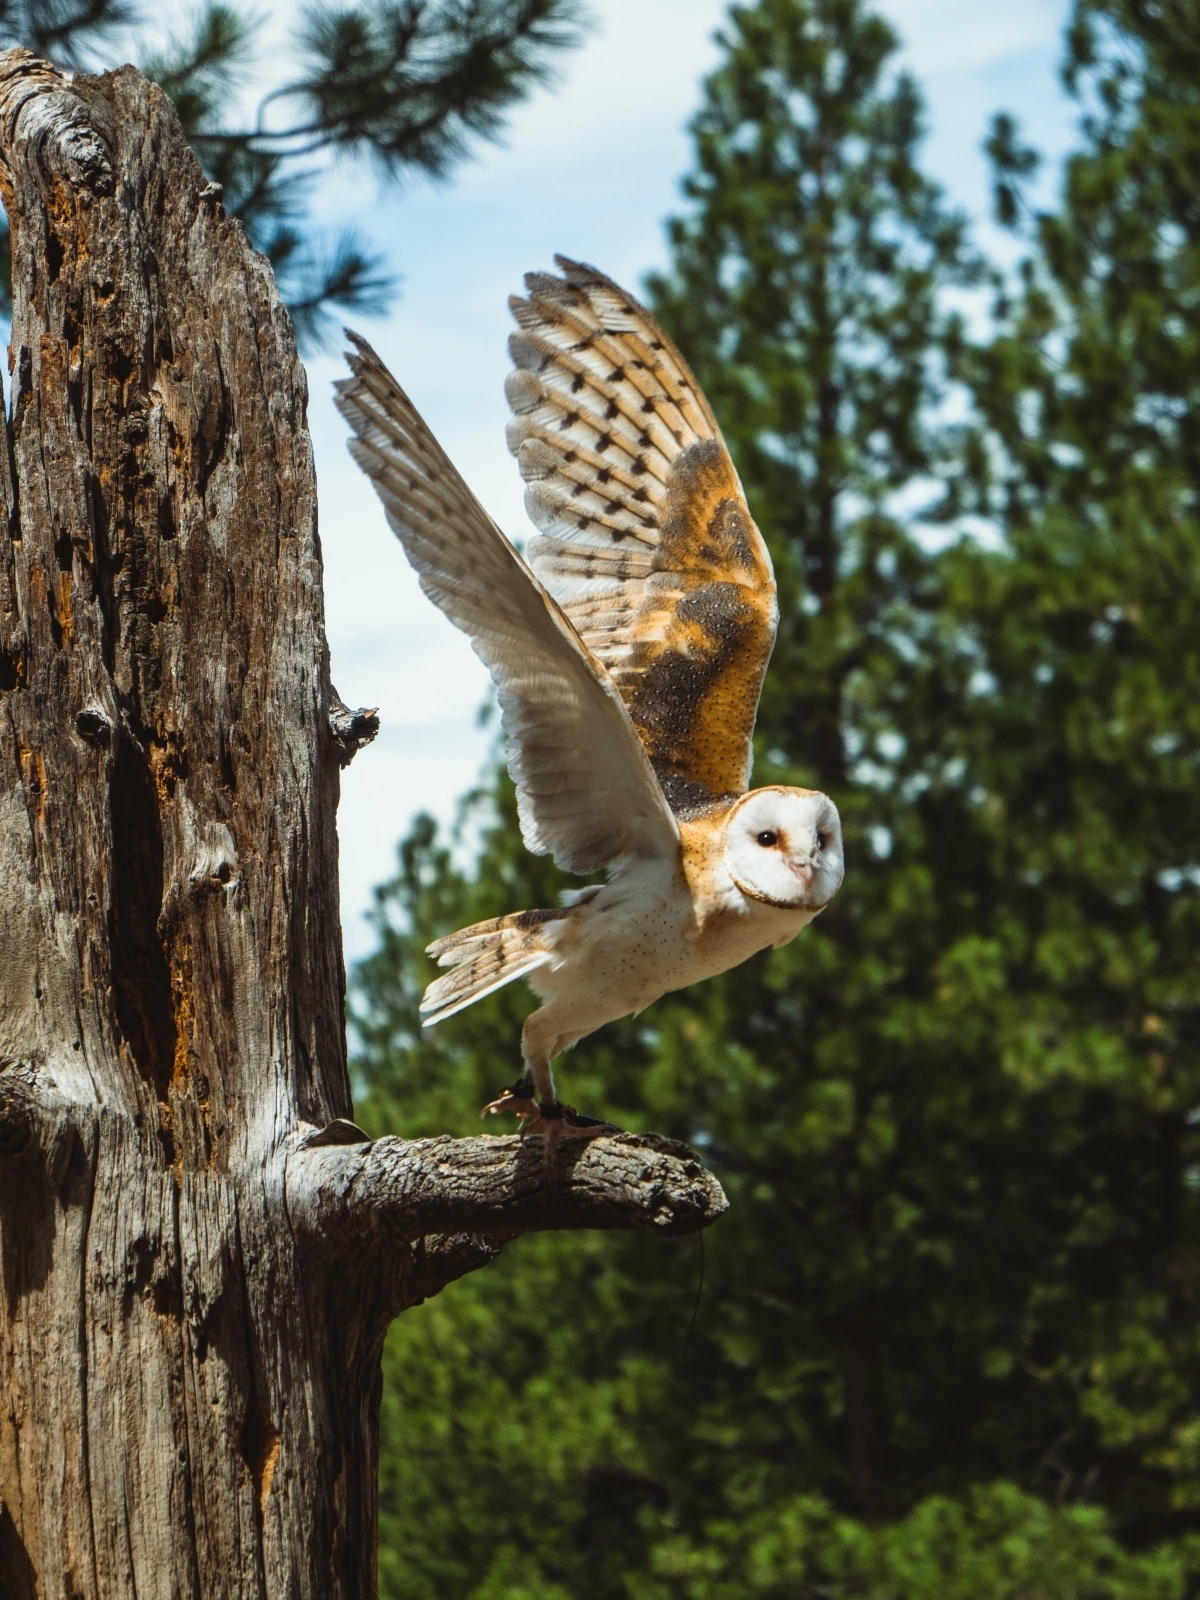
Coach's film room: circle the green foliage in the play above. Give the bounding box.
[351,0,1200,1594]
[0,0,588,344]
[290,0,588,179]
[0,0,135,69]
[639,1485,1191,1600]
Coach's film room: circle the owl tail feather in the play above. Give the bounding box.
[420,907,568,1027]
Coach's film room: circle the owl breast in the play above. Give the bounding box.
[526,855,813,1044]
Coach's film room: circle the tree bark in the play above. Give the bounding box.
[0,52,726,1600]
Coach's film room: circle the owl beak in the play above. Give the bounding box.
[789,859,815,889]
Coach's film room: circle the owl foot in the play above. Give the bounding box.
[481,1076,540,1127]
[480,1081,619,1162]
[528,1100,620,1173]
[536,1101,619,1137]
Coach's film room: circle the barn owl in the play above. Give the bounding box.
[336,257,844,1134]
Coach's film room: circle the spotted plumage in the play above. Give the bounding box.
[337,258,844,1132]
[506,257,778,809]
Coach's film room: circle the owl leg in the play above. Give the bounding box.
[480,1012,616,1147]
[523,1022,622,1163]
[479,1012,554,1127]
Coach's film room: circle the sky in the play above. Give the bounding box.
[287,0,1079,962]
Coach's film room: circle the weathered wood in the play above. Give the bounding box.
[294,1131,728,1257]
[0,49,727,1599]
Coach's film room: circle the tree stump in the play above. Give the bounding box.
[0,52,725,1599]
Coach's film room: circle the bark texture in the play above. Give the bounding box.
[0,52,726,1600]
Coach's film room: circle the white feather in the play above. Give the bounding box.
[335,333,680,876]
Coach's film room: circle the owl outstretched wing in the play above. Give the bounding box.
[505,257,778,813]
[336,334,679,874]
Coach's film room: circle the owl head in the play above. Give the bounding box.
[723,786,844,911]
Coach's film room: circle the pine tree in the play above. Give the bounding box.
[350,0,1200,1595]
[0,0,587,343]
[941,0,1200,1550]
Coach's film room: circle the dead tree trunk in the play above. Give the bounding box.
[0,53,725,1599]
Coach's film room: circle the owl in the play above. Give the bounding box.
[337,257,844,1134]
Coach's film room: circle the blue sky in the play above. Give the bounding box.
[286,0,1078,961]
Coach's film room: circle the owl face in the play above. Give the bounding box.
[723,786,845,911]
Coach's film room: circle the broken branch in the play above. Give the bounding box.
[290,1129,728,1253]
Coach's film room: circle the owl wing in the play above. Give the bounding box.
[336,334,679,875]
[505,256,778,813]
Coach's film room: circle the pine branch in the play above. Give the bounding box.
[985,111,1041,231]
[0,0,135,68]
[153,0,587,344]
[237,0,591,177]
[139,1,254,132]
[0,0,589,340]
[280,226,396,349]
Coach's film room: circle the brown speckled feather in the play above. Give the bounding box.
[505,256,778,810]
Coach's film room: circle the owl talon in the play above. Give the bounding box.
[530,1101,621,1172]
[539,1102,622,1137]
[480,1079,539,1125]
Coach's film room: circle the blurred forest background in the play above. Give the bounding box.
[17,0,1200,1595]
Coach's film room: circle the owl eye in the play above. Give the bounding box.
[756,830,779,848]
[816,831,828,851]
